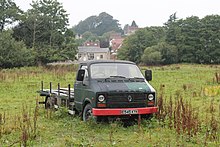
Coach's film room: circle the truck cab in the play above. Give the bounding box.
[74,60,157,121]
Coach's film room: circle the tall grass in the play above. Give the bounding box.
[0,64,220,146]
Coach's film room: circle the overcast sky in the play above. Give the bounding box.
[14,0,220,28]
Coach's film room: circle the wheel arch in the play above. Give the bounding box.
[83,98,92,109]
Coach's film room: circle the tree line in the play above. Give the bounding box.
[0,0,77,68]
[118,13,220,64]
[1,0,219,68]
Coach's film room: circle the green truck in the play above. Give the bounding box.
[38,60,158,122]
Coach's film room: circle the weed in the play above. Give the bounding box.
[215,72,220,83]
[1,64,220,146]
[156,84,166,125]
[0,113,2,138]
[33,98,39,138]
[109,122,118,145]
[156,92,201,140]
[207,99,219,142]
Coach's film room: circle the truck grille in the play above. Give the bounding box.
[106,93,147,108]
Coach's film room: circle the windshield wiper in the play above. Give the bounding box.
[106,76,126,79]
[128,77,145,81]
[132,77,144,79]
[108,75,126,78]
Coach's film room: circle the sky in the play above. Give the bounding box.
[14,0,220,28]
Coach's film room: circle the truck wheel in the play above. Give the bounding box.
[82,104,93,121]
[45,96,54,109]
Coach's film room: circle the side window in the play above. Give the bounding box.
[81,65,88,80]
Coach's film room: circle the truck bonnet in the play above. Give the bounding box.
[96,80,154,93]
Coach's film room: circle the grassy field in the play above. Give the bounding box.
[0,64,220,146]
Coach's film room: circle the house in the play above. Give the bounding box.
[110,38,124,51]
[77,42,110,61]
[83,41,100,47]
[124,20,139,36]
[109,33,124,60]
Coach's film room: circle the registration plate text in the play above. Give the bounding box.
[121,110,138,115]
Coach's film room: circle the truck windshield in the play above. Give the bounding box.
[90,63,144,79]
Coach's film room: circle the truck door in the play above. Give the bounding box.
[74,65,88,111]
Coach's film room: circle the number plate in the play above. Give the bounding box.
[121,110,138,115]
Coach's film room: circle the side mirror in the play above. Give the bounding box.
[145,70,152,81]
[77,69,85,81]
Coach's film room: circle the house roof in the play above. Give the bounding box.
[78,47,109,53]
[110,38,124,50]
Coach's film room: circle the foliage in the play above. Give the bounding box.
[0,31,34,68]
[0,0,22,31]
[200,15,220,63]
[12,0,76,64]
[141,42,178,65]
[76,30,115,48]
[60,29,78,61]
[120,13,220,65]
[165,14,220,64]
[142,47,162,65]
[73,12,122,36]
[1,0,220,67]
[118,27,165,63]
[82,31,98,42]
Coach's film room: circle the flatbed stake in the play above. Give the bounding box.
[38,102,45,104]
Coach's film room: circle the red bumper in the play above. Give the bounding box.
[92,107,158,116]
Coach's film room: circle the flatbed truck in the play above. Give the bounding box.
[38,60,158,122]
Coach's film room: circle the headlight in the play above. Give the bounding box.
[148,94,154,101]
[98,95,105,102]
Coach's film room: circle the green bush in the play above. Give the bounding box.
[0,31,34,68]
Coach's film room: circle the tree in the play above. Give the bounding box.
[60,29,78,60]
[141,47,162,65]
[0,31,34,68]
[118,26,165,63]
[73,16,96,34]
[164,12,180,45]
[0,0,22,31]
[73,12,122,36]
[200,15,220,63]
[159,42,178,64]
[28,0,69,48]
[82,31,98,41]
[178,16,202,63]
[13,0,73,64]
[141,42,178,65]
[165,14,220,64]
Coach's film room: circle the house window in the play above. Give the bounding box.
[100,55,103,59]
[78,53,82,59]
[88,53,94,60]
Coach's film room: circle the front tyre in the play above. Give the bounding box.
[82,104,107,122]
[82,104,93,121]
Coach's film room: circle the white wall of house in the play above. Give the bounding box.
[77,46,110,61]
[78,52,110,61]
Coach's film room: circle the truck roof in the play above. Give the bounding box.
[79,60,136,66]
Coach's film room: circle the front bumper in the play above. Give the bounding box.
[92,107,158,116]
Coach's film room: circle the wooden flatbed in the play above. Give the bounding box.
[38,82,75,114]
